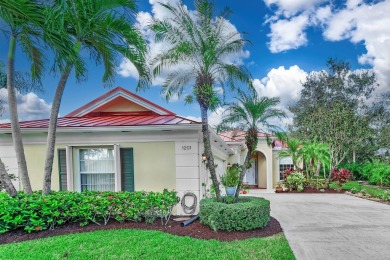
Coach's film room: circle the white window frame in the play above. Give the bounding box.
[66,144,121,192]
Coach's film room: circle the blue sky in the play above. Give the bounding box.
[0,0,389,127]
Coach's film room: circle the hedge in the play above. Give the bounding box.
[199,197,270,231]
[0,190,179,234]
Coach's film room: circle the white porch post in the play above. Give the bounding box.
[114,144,121,192]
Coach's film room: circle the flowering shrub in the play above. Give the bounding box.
[332,168,351,191]
[285,172,305,192]
[0,190,179,234]
[283,168,295,181]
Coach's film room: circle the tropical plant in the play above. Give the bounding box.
[285,172,305,192]
[276,133,302,171]
[42,0,150,195]
[300,141,330,179]
[220,164,240,187]
[219,90,286,197]
[331,168,351,191]
[0,0,77,194]
[150,0,253,201]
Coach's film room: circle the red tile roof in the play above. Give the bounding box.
[0,115,199,129]
[218,130,275,142]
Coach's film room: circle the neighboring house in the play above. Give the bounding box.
[0,87,292,214]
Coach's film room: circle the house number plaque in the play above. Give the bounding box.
[182,145,192,151]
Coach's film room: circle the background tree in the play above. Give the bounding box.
[290,59,377,173]
[150,0,253,201]
[219,90,286,198]
[42,0,149,194]
[369,91,390,163]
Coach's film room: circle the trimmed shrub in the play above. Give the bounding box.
[199,197,270,231]
[0,190,179,234]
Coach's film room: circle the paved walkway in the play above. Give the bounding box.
[256,193,390,260]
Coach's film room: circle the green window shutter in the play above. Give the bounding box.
[121,148,134,192]
[58,149,67,191]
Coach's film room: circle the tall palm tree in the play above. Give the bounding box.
[42,0,150,194]
[0,0,77,194]
[0,61,43,196]
[220,90,286,198]
[150,0,253,201]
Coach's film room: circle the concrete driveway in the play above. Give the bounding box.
[257,193,390,260]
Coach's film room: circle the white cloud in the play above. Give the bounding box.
[264,0,390,93]
[118,0,250,94]
[0,89,51,121]
[117,58,139,79]
[184,107,225,127]
[253,65,308,108]
[267,14,309,53]
[322,0,390,94]
[264,0,326,17]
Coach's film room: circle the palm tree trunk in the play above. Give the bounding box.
[200,104,221,201]
[7,34,32,194]
[234,149,251,199]
[0,157,18,196]
[42,66,71,195]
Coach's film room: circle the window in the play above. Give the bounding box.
[79,148,115,191]
[279,164,294,180]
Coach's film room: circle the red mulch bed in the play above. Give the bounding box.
[277,187,346,193]
[0,216,282,245]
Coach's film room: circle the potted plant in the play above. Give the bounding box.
[275,181,283,193]
[220,164,240,196]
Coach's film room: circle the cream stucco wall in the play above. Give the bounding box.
[122,142,176,192]
[24,144,65,191]
[22,142,175,193]
[273,151,281,187]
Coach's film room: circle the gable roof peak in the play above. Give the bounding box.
[65,86,175,117]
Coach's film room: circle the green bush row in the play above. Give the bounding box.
[340,162,390,186]
[199,197,270,231]
[0,190,179,234]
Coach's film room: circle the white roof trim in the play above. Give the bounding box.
[72,90,171,117]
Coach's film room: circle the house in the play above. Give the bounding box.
[0,87,292,214]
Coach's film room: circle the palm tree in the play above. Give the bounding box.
[220,90,286,198]
[42,0,150,195]
[300,142,330,178]
[277,134,303,171]
[0,0,76,194]
[150,0,253,201]
[0,61,43,196]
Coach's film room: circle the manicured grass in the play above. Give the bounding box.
[0,229,295,260]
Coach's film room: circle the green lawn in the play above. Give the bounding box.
[0,229,295,260]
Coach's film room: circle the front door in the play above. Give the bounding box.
[245,159,257,185]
